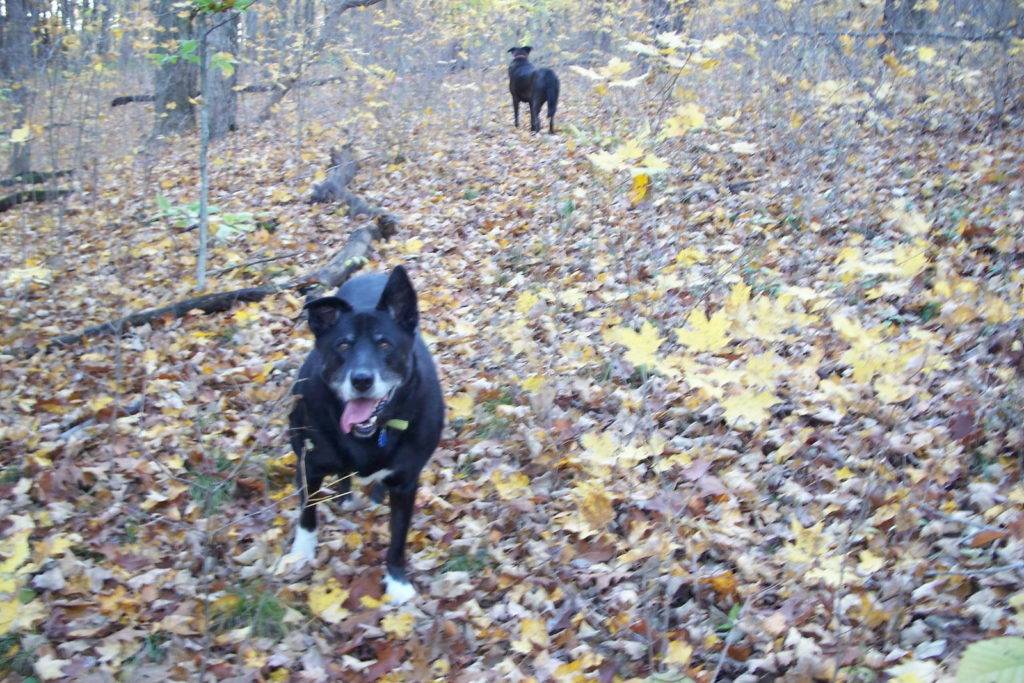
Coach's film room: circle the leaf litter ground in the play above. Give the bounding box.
[0,65,1023,681]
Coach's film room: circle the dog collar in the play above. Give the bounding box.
[377,418,409,447]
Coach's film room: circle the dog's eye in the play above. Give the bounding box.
[376,339,391,351]
[337,341,352,353]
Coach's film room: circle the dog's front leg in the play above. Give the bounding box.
[289,472,325,562]
[383,480,418,603]
[512,96,520,128]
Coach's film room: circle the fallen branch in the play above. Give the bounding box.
[309,144,396,221]
[0,188,72,212]
[765,26,1018,43]
[109,76,348,108]
[0,169,73,187]
[42,213,396,352]
[210,250,304,275]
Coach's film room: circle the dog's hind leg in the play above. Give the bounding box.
[512,96,520,128]
[383,482,418,603]
[529,96,542,133]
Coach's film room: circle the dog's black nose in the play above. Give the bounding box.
[350,371,374,392]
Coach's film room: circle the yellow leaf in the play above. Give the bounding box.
[0,530,32,593]
[721,390,780,429]
[674,247,706,267]
[886,660,939,683]
[0,599,18,634]
[5,266,52,286]
[917,46,936,63]
[88,395,114,413]
[663,102,705,137]
[665,640,693,666]
[629,173,650,205]
[520,375,546,392]
[887,205,931,236]
[381,611,415,638]
[603,320,664,367]
[675,308,731,353]
[403,237,424,254]
[448,392,474,419]
[857,550,885,575]
[573,480,614,532]
[9,126,30,143]
[515,291,539,314]
[491,470,530,500]
[511,617,549,653]
[308,578,350,624]
[875,376,915,403]
[270,188,292,203]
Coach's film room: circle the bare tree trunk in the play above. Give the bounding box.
[882,0,927,54]
[4,0,35,175]
[206,13,238,141]
[257,0,385,123]
[197,13,210,291]
[153,0,197,136]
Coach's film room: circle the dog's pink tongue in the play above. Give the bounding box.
[341,398,379,434]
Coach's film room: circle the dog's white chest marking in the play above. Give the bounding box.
[289,527,318,561]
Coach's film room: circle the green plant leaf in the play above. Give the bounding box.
[210,51,236,77]
[956,638,1024,683]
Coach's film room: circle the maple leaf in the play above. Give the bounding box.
[674,247,706,267]
[573,481,614,534]
[675,308,731,353]
[664,640,693,666]
[511,617,550,653]
[603,320,664,367]
[875,376,915,404]
[381,611,415,638]
[448,392,474,419]
[308,578,350,624]
[0,530,32,593]
[491,470,529,500]
[662,102,705,137]
[721,390,780,429]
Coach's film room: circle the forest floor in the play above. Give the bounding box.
[1,63,1023,682]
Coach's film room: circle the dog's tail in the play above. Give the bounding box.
[544,70,560,118]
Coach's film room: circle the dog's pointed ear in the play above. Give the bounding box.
[507,47,517,54]
[377,266,418,333]
[523,46,532,54]
[304,296,350,337]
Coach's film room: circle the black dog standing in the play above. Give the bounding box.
[286,266,444,603]
[507,46,560,134]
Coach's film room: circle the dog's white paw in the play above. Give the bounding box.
[384,573,416,604]
[289,527,318,561]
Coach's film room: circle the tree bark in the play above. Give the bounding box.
[4,0,35,176]
[153,0,197,137]
[206,13,238,141]
[881,0,927,55]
